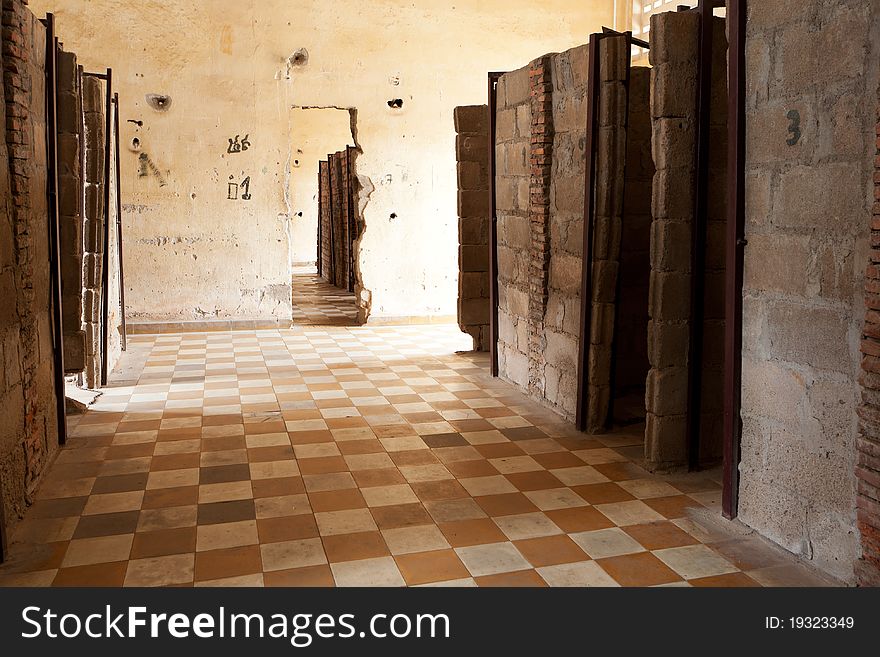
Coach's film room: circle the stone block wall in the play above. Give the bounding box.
[0,0,59,530]
[740,0,879,583]
[645,10,727,470]
[495,64,531,390]
[582,36,629,432]
[318,148,356,292]
[55,48,84,373]
[545,44,589,418]
[81,74,104,389]
[454,105,490,351]
[613,66,653,423]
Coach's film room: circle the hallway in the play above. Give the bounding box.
[292,273,358,327]
[0,324,833,587]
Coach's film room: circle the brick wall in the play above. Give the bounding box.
[454,105,490,351]
[319,160,331,277]
[645,10,727,470]
[81,74,104,389]
[318,148,356,292]
[0,0,59,527]
[55,48,84,373]
[740,0,878,582]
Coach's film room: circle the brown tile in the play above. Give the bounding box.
[151,453,201,471]
[118,419,162,433]
[310,489,367,513]
[504,470,564,492]
[245,421,287,435]
[395,549,470,585]
[199,464,251,485]
[90,473,149,495]
[475,443,525,459]
[532,451,586,470]
[29,497,88,519]
[501,426,547,442]
[142,485,199,509]
[370,503,433,530]
[592,462,648,481]
[514,535,588,568]
[12,541,68,572]
[351,468,406,488]
[623,522,700,551]
[256,515,320,543]
[410,479,469,502]
[264,564,335,587]
[709,538,787,571]
[644,495,701,519]
[53,561,128,587]
[289,430,334,445]
[248,445,296,463]
[553,436,605,451]
[689,572,760,587]
[73,511,140,539]
[194,545,263,582]
[323,531,390,563]
[201,435,247,452]
[438,519,506,548]
[448,419,495,432]
[198,499,256,525]
[157,427,202,441]
[475,493,539,517]
[106,443,158,463]
[337,439,384,455]
[446,460,498,478]
[475,407,515,418]
[545,507,615,533]
[326,416,368,430]
[389,450,440,466]
[298,456,349,475]
[373,425,416,439]
[131,527,197,558]
[573,482,636,505]
[476,569,547,587]
[598,552,683,587]
[421,433,469,448]
[252,476,305,498]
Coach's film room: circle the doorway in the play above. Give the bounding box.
[289,108,360,326]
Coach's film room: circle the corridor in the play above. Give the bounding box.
[0,324,833,587]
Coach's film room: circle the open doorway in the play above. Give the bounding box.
[289,107,360,326]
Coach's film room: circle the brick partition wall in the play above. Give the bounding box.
[527,56,554,397]
[81,74,105,389]
[857,100,880,586]
[454,105,490,351]
[0,0,59,527]
[55,48,85,374]
[318,160,331,277]
[317,149,356,292]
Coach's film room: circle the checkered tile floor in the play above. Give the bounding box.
[0,325,834,587]
[292,274,358,326]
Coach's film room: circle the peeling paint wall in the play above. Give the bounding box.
[30,0,616,323]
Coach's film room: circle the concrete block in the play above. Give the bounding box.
[650,219,692,273]
[458,190,490,219]
[63,330,86,374]
[646,366,688,416]
[460,244,489,273]
[645,412,688,469]
[460,298,489,325]
[454,105,488,135]
[649,271,691,322]
[457,161,488,191]
[456,134,488,164]
[649,10,699,67]
[647,319,689,369]
[651,61,696,119]
[766,301,852,374]
[652,167,695,221]
[495,108,517,142]
[502,67,530,108]
[598,35,627,83]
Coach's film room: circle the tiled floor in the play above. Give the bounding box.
[0,324,836,587]
[292,273,358,326]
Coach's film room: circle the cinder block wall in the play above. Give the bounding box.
[496,64,532,390]
[81,74,105,389]
[454,105,490,351]
[740,0,879,583]
[0,0,59,528]
[55,48,85,373]
[645,10,727,470]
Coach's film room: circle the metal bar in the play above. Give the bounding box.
[487,71,503,377]
[82,72,108,80]
[317,164,323,278]
[100,68,112,386]
[45,14,67,447]
[685,0,714,470]
[112,93,126,351]
[575,34,603,431]
[723,0,746,520]
[606,31,635,429]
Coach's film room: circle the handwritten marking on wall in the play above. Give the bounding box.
[228,175,252,201]
[227,134,251,154]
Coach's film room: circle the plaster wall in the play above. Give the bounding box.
[31,0,616,323]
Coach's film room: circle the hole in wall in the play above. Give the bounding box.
[387,98,404,109]
[145,93,172,112]
[129,137,141,152]
[390,213,397,220]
